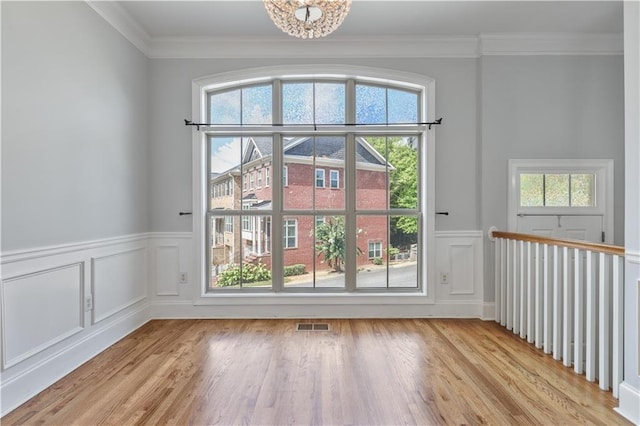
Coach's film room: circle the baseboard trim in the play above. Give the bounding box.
[150,300,487,319]
[0,304,151,417]
[615,381,640,424]
[482,302,495,321]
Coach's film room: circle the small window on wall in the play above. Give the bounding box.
[520,173,595,207]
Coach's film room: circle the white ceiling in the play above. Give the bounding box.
[116,1,623,40]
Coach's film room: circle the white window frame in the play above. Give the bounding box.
[368,240,382,259]
[192,65,436,306]
[257,169,262,188]
[315,168,326,188]
[283,166,288,187]
[265,167,271,187]
[283,219,298,249]
[330,170,339,189]
[508,159,614,243]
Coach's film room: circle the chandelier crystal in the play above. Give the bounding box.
[263,0,352,39]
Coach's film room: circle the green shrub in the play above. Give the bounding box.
[385,245,400,257]
[284,264,307,277]
[371,257,383,266]
[217,262,271,287]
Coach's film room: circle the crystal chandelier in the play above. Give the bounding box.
[263,0,352,39]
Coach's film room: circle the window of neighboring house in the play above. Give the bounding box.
[283,219,297,248]
[368,241,382,259]
[202,70,432,295]
[330,170,339,189]
[225,216,233,232]
[315,169,325,188]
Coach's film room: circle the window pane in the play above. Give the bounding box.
[545,174,569,206]
[571,174,595,207]
[356,136,389,210]
[242,85,272,125]
[356,84,386,124]
[210,137,242,210]
[520,173,544,207]
[313,216,346,288]
[357,215,389,288]
[389,137,418,209]
[283,83,313,124]
[210,89,240,124]
[210,215,272,290]
[283,216,314,288]
[388,88,418,124]
[315,137,345,210]
[283,136,313,210]
[315,82,345,124]
[389,215,418,288]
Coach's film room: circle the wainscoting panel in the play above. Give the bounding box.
[148,233,193,300]
[92,247,147,324]
[154,246,180,296]
[435,231,484,303]
[1,263,84,369]
[449,244,475,295]
[0,234,150,416]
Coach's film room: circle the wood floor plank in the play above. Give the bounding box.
[1,319,630,426]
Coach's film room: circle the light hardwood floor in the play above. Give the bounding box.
[2,319,630,425]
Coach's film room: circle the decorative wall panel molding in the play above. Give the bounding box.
[1,263,84,369]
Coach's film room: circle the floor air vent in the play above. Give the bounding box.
[297,323,329,331]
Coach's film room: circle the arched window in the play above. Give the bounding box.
[192,65,435,299]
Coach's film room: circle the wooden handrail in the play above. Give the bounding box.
[491,230,625,256]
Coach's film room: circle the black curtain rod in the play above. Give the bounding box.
[184,118,443,131]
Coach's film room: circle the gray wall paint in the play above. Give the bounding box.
[1,2,149,250]
[148,58,480,232]
[480,55,625,301]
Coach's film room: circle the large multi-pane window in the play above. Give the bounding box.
[205,76,425,292]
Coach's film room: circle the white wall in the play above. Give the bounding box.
[1,2,151,416]
[1,1,149,251]
[480,55,625,301]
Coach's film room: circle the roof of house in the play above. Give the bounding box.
[244,136,388,166]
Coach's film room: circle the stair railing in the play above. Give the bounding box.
[489,229,624,398]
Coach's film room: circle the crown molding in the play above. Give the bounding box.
[85,0,151,54]
[85,2,623,59]
[480,33,623,56]
[147,35,480,59]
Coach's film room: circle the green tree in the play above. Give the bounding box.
[313,216,361,272]
[367,137,419,245]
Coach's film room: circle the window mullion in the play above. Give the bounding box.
[271,133,284,292]
[345,133,357,291]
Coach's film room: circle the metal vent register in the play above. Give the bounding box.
[297,323,330,331]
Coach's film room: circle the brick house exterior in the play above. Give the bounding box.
[210,136,390,274]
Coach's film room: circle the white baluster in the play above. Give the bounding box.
[543,243,552,355]
[501,239,507,327]
[585,250,596,382]
[506,239,512,331]
[535,242,542,349]
[513,240,519,334]
[563,246,573,367]
[598,252,610,390]
[553,245,562,361]
[574,248,584,374]
[495,238,501,324]
[527,241,534,343]
[612,254,623,398]
[519,240,526,339]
